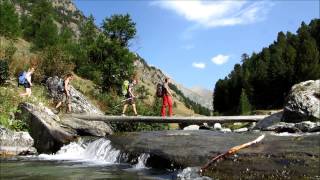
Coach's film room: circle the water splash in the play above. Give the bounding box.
[134,153,150,169]
[39,138,120,164]
[177,167,212,180]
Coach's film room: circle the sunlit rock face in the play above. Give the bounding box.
[282,80,320,123]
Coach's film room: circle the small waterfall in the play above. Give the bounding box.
[134,153,150,169]
[39,138,120,164]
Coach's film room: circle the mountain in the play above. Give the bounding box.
[175,84,213,110]
[13,0,86,38]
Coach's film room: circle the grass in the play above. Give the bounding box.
[0,80,51,131]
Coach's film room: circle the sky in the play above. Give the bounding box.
[73,0,319,90]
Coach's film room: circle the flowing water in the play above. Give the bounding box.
[0,138,186,180]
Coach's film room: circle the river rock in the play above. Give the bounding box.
[0,126,37,156]
[213,123,222,130]
[282,80,320,123]
[183,125,200,130]
[17,102,112,153]
[233,127,248,133]
[108,130,320,179]
[253,111,283,130]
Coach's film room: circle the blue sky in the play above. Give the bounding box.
[73,0,319,90]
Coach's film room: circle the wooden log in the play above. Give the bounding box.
[68,114,267,124]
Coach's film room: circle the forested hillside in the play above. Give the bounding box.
[213,19,320,115]
[0,0,210,122]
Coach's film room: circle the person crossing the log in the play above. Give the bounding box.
[161,77,173,117]
[54,73,73,114]
[122,79,138,116]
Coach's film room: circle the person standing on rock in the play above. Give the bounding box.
[20,67,35,97]
[54,73,73,114]
[161,77,173,117]
[122,79,138,116]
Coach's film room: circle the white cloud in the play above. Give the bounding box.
[192,62,206,69]
[152,1,273,28]
[211,54,229,65]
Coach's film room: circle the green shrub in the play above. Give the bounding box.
[0,59,9,85]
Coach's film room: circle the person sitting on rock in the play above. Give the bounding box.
[54,73,73,114]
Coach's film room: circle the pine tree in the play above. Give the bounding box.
[24,0,58,49]
[239,89,252,115]
[295,22,320,82]
[102,14,136,47]
[79,14,97,48]
[0,0,21,38]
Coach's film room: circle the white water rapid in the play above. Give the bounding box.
[38,138,121,165]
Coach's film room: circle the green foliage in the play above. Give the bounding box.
[214,19,320,114]
[0,59,9,85]
[238,89,252,115]
[36,45,74,81]
[0,0,21,38]
[23,0,58,49]
[102,14,136,47]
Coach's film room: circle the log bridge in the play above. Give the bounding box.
[70,114,267,124]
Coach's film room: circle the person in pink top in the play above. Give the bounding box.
[161,77,173,117]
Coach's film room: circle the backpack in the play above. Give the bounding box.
[156,83,164,97]
[122,80,130,96]
[57,79,64,92]
[18,71,26,86]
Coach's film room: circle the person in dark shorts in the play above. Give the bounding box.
[54,73,73,114]
[122,79,138,116]
[20,67,35,97]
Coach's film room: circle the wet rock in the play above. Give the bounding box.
[108,130,320,179]
[17,102,112,153]
[213,123,222,130]
[0,126,37,156]
[265,122,301,133]
[282,80,320,123]
[253,111,283,130]
[295,121,320,132]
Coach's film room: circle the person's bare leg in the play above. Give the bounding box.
[55,102,62,109]
[132,104,138,115]
[20,88,31,97]
[67,104,72,113]
[122,104,128,115]
[27,88,32,97]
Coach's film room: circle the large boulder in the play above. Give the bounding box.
[282,80,320,123]
[17,102,113,153]
[108,130,320,179]
[0,126,37,156]
[46,76,103,114]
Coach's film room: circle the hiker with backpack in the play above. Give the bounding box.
[19,67,35,97]
[54,73,73,114]
[161,77,173,117]
[122,79,138,116]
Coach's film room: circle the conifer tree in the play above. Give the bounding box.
[239,89,252,115]
[0,0,21,38]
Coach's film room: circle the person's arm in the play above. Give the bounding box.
[64,78,70,96]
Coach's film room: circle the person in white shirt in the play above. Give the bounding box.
[20,67,35,97]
